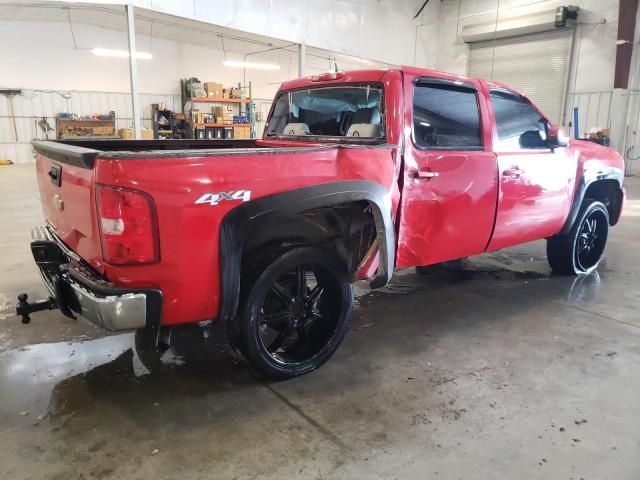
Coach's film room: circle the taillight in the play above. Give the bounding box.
[96,185,159,265]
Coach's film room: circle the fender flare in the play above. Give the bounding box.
[217,180,395,322]
[559,166,624,236]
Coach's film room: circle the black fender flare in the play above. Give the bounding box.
[559,166,624,236]
[217,180,395,322]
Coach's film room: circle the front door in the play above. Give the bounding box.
[396,77,499,268]
[485,89,575,251]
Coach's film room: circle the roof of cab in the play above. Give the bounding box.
[277,66,480,92]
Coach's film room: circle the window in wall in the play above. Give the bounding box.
[490,90,548,150]
[412,82,482,150]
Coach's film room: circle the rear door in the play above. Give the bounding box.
[396,75,499,268]
[485,88,575,251]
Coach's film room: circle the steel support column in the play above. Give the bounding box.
[126,4,142,139]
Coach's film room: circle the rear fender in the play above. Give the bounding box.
[218,180,395,322]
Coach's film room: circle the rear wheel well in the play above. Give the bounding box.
[583,180,623,226]
[241,201,377,276]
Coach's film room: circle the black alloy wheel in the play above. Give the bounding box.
[237,246,353,378]
[547,199,609,275]
[574,207,608,272]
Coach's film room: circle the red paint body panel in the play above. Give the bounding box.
[34,67,625,327]
[92,145,398,325]
[396,71,499,267]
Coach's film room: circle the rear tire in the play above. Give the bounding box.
[547,199,609,275]
[234,246,353,379]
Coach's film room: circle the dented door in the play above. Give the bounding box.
[396,73,498,268]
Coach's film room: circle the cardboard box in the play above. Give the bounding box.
[93,126,115,136]
[118,127,153,140]
[204,82,224,98]
[233,126,251,139]
[212,106,224,117]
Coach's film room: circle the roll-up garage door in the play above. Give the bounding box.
[467,29,573,123]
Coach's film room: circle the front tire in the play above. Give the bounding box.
[235,246,353,379]
[547,199,609,275]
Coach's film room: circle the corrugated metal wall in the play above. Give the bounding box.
[564,89,640,173]
[623,90,640,174]
[564,91,614,136]
[0,89,180,164]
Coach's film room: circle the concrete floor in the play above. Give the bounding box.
[1,164,639,480]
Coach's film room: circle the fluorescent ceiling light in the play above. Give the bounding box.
[91,48,153,60]
[223,59,280,70]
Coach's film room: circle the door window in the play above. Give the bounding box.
[490,90,548,151]
[412,82,482,150]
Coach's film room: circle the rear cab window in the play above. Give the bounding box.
[490,90,548,151]
[412,81,483,150]
[266,83,385,141]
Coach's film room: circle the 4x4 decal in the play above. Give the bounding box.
[195,190,252,206]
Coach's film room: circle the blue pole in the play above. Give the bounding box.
[573,107,579,139]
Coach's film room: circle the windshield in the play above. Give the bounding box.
[267,84,384,139]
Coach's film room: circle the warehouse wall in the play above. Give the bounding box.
[0,20,297,98]
[122,0,418,67]
[418,0,619,93]
[414,0,640,174]
[0,19,387,163]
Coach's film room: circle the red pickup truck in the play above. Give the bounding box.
[19,67,624,378]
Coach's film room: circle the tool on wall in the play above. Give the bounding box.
[0,89,22,141]
[38,117,54,140]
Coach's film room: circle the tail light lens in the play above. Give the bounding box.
[96,185,159,265]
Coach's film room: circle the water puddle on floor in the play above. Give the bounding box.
[0,324,255,430]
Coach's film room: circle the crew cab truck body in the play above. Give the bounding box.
[19,67,625,378]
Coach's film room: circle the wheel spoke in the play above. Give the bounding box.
[271,281,294,306]
[296,265,306,300]
[268,325,295,353]
[307,285,324,307]
[261,309,291,326]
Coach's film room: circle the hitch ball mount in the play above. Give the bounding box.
[16,293,57,324]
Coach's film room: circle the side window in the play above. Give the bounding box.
[413,82,482,150]
[490,90,548,151]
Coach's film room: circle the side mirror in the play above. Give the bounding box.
[519,130,547,149]
[548,125,570,148]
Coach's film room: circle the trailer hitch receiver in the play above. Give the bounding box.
[16,293,57,324]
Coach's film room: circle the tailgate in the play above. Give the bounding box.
[34,141,102,269]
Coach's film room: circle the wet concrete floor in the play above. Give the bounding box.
[1,164,639,479]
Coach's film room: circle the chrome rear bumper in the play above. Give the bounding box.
[28,226,161,331]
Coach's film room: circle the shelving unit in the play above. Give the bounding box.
[181,80,255,140]
[192,123,251,128]
[190,97,251,104]
[152,109,187,139]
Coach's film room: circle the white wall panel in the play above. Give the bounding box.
[423,0,619,94]
[0,88,179,164]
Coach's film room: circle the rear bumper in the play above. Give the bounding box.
[30,225,162,331]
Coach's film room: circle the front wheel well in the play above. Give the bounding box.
[583,179,623,226]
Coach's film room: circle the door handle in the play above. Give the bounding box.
[502,167,523,179]
[413,170,439,180]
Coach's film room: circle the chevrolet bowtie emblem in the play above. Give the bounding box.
[53,194,64,211]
